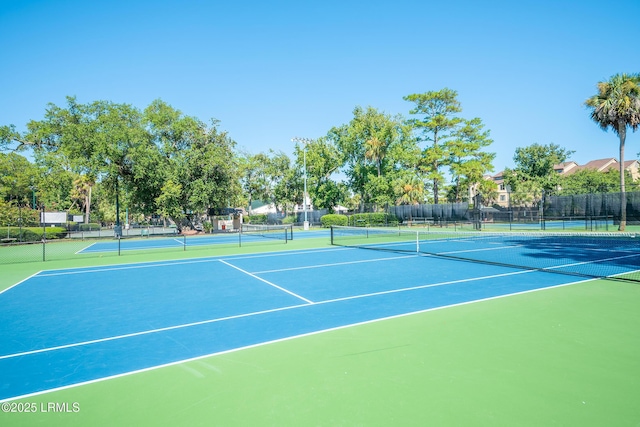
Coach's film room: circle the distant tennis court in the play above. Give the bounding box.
[75,226,326,254]
[3,226,639,401]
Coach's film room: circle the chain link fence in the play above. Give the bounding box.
[333,191,640,231]
[0,227,292,265]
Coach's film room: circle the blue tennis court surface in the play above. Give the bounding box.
[1,237,639,401]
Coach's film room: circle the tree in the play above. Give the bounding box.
[22,97,152,229]
[0,152,39,206]
[133,100,242,229]
[559,168,626,195]
[240,150,294,214]
[364,136,385,177]
[294,137,343,210]
[447,118,495,202]
[68,173,98,223]
[404,88,463,204]
[475,178,499,207]
[239,152,269,212]
[503,143,574,206]
[0,125,23,152]
[394,173,425,206]
[8,97,240,232]
[585,73,640,230]
[327,106,416,209]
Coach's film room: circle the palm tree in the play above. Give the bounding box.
[70,174,95,224]
[364,136,386,177]
[395,176,424,204]
[585,73,640,231]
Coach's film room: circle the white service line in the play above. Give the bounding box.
[0,302,310,361]
[74,241,98,254]
[218,259,314,304]
[253,254,419,274]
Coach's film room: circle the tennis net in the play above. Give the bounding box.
[241,224,293,241]
[330,226,640,283]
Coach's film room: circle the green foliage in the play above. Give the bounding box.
[281,215,296,224]
[585,73,640,136]
[474,178,499,206]
[240,150,297,214]
[320,214,348,228]
[0,124,22,151]
[248,214,267,224]
[503,143,574,203]
[0,202,40,226]
[394,173,425,205]
[559,168,634,194]
[3,91,500,224]
[585,73,640,230]
[404,88,464,204]
[448,118,495,202]
[0,152,40,207]
[1,226,67,242]
[155,180,184,223]
[294,137,344,210]
[15,98,241,233]
[326,106,416,208]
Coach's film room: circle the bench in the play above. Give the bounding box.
[405,217,434,226]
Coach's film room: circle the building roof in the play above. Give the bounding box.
[553,161,579,174]
[491,158,640,181]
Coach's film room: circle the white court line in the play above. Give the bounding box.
[218,259,314,304]
[253,254,419,274]
[33,247,356,277]
[0,271,43,296]
[74,241,98,255]
[173,238,185,246]
[35,258,222,277]
[319,269,534,304]
[0,271,593,404]
[220,246,355,261]
[81,243,183,253]
[0,267,535,361]
[28,246,350,277]
[0,303,309,361]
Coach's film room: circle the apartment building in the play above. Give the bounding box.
[489,158,640,207]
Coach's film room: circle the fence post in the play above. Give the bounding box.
[41,205,46,261]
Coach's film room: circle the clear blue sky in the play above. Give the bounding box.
[1,0,639,176]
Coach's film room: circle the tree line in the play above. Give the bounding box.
[1,73,639,230]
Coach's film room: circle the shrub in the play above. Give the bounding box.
[1,226,68,242]
[248,214,268,224]
[281,215,296,224]
[320,214,348,228]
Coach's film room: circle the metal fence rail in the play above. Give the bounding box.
[0,230,290,265]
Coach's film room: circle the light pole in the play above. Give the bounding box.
[291,137,313,230]
[506,185,512,231]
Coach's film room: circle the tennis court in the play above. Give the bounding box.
[1,228,640,425]
[76,225,311,254]
[0,229,640,425]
